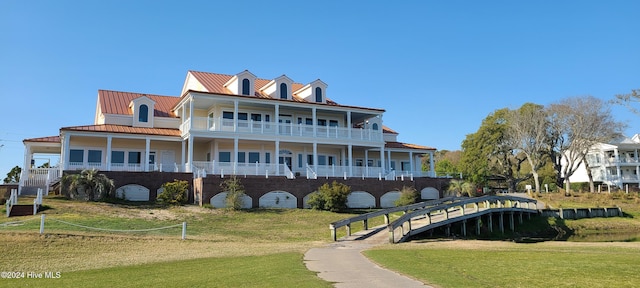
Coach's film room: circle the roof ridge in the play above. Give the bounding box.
[98,89,177,98]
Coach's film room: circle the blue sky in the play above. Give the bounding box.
[1,1,639,177]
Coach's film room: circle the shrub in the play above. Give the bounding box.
[61,169,115,201]
[307,181,350,212]
[157,179,189,205]
[221,176,245,210]
[394,186,419,207]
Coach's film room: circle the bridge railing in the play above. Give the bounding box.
[329,197,460,241]
[387,195,539,243]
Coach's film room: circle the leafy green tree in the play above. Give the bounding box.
[3,166,21,184]
[61,169,114,201]
[307,181,351,212]
[157,179,189,205]
[460,108,530,191]
[394,186,419,206]
[221,176,246,210]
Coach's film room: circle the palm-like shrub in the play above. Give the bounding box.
[157,180,189,205]
[221,176,245,210]
[447,179,474,197]
[61,169,114,201]
[394,186,419,206]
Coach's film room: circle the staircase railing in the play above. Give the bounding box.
[306,164,317,179]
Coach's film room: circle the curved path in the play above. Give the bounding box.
[304,226,431,288]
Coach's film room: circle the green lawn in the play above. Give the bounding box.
[365,241,640,288]
[2,252,331,288]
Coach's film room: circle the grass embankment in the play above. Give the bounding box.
[367,191,640,288]
[0,197,348,287]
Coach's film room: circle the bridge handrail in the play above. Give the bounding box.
[388,195,538,231]
[329,196,459,230]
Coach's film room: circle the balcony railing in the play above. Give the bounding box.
[180,117,384,142]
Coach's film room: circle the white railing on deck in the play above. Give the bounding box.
[6,189,17,217]
[306,164,317,179]
[191,161,292,178]
[182,116,384,142]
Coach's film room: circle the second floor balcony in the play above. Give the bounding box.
[180,116,384,143]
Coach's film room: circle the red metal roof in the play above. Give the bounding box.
[61,124,181,137]
[98,90,179,118]
[188,71,345,107]
[23,136,61,143]
[385,141,435,151]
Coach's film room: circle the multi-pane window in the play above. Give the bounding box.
[242,79,250,95]
[139,105,149,122]
[111,151,125,163]
[237,152,246,163]
[128,152,141,164]
[219,152,231,162]
[280,83,287,99]
[248,152,260,163]
[88,150,102,163]
[69,149,83,163]
[315,87,322,102]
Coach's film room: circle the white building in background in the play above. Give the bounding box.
[21,70,436,194]
[570,134,640,189]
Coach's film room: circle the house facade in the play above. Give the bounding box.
[21,70,437,200]
[569,134,640,189]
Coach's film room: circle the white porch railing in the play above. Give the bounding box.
[191,161,294,178]
[306,164,317,179]
[6,189,17,217]
[182,117,384,143]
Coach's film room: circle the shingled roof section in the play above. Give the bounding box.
[23,136,61,143]
[98,90,179,118]
[188,71,341,106]
[61,124,181,137]
[385,141,435,151]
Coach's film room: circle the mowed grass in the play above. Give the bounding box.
[2,252,331,288]
[365,241,640,288]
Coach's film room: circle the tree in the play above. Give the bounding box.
[220,176,245,210]
[547,96,625,193]
[429,150,462,178]
[307,181,351,212]
[508,103,549,194]
[61,169,115,201]
[460,108,531,192]
[612,89,640,114]
[157,179,189,205]
[3,166,21,184]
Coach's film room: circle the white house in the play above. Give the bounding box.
[569,134,640,189]
[20,70,436,194]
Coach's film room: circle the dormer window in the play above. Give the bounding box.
[280,83,288,99]
[139,104,149,122]
[242,79,251,95]
[372,123,379,130]
[315,87,323,103]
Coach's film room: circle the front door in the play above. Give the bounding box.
[279,156,292,170]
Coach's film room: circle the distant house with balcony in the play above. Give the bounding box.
[569,134,640,189]
[20,70,437,202]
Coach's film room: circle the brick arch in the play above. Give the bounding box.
[259,191,297,208]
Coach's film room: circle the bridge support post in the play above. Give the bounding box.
[476,217,481,235]
[384,214,389,225]
[499,212,504,233]
[445,224,451,236]
[461,220,466,237]
[346,223,351,236]
[330,225,337,241]
[389,229,395,243]
[488,213,493,233]
[363,219,368,230]
[519,212,523,224]
[509,212,515,231]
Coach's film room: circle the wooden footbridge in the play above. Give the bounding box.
[330,195,540,243]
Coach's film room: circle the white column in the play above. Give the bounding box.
[313,142,318,172]
[614,148,621,187]
[187,135,193,173]
[23,143,32,171]
[144,138,150,172]
[233,137,239,164]
[275,104,280,135]
[409,151,414,174]
[388,150,392,171]
[106,136,112,171]
[233,100,239,132]
[62,133,70,170]
[347,111,352,139]
[189,98,194,120]
[181,140,186,171]
[312,107,317,137]
[429,151,435,176]
[380,145,385,173]
[348,144,353,177]
[275,140,280,176]
[364,149,369,176]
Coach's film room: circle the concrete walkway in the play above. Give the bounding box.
[304,226,431,288]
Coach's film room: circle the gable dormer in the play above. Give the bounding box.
[293,79,328,104]
[130,96,155,128]
[223,70,257,96]
[260,74,294,100]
